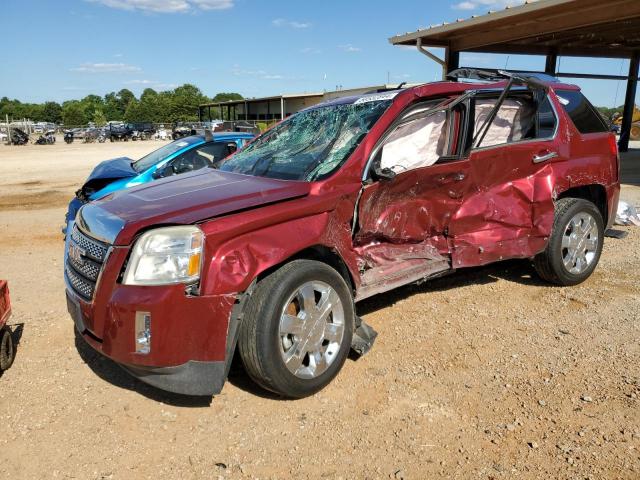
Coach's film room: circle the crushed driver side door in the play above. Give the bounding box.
[353,99,473,300]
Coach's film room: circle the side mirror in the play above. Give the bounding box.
[372,164,397,181]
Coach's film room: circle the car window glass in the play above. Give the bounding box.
[170,145,218,174]
[133,136,202,172]
[537,95,557,138]
[379,110,450,173]
[555,89,607,134]
[196,142,232,164]
[474,97,537,148]
[220,100,391,181]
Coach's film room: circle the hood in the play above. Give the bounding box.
[78,168,311,245]
[87,157,137,183]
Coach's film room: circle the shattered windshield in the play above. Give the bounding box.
[219,99,392,181]
[133,136,203,173]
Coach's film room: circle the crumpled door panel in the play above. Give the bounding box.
[356,162,472,246]
[450,146,557,268]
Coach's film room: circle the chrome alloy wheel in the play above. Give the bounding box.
[561,212,599,275]
[278,281,345,379]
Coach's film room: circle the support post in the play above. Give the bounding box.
[280,97,285,120]
[619,52,639,152]
[545,50,558,75]
[445,49,460,77]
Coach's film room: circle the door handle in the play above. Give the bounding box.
[532,151,558,164]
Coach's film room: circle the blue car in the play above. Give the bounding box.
[64,132,254,229]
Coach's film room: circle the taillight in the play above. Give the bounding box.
[608,133,619,156]
[608,133,620,182]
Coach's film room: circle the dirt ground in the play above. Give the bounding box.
[0,140,638,479]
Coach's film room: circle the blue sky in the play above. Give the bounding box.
[1,0,636,108]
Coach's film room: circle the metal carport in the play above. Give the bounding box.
[389,0,640,151]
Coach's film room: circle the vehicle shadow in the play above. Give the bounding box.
[0,323,24,379]
[226,351,289,400]
[357,258,548,316]
[73,328,213,408]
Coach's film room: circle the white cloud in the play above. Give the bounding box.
[70,62,142,73]
[452,0,531,10]
[272,18,311,29]
[339,44,361,53]
[87,0,233,13]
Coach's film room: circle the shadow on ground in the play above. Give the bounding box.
[74,328,213,407]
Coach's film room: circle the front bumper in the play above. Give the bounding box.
[64,223,238,396]
[66,286,236,396]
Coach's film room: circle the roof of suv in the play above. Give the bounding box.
[307,73,581,112]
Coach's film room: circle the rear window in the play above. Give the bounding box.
[555,90,608,134]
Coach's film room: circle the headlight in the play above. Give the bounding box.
[123,226,204,286]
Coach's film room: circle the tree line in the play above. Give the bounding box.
[0,85,242,127]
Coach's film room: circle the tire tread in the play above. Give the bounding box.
[534,197,603,286]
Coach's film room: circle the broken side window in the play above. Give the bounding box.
[473,97,537,148]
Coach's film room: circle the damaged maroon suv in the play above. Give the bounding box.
[65,70,620,398]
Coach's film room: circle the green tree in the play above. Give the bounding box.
[93,109,107,126]
[41,101,63,123]
[103,92,124,120]
[62,101,86,127]
[168,84,209,122]
[212,92,243,102]
[117,89,136,110]
[123,99,141,123]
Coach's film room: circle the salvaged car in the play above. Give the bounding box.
[64,132,255,230]
[64,70,620,398]
[0,280,15,371]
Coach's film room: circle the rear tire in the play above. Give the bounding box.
[534,198,604,286]
[238,260,354,398]
[0,327,15,371]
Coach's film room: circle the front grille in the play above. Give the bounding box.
[70,224,108,262]
[65,224,110,300]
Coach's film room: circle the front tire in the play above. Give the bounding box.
[534,198,604,286]
[238,260,354,398]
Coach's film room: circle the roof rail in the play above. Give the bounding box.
[365,82,409,94]
[447,68,550,90]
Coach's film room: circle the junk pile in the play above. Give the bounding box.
[10,128,29,146]
[615,200,640,226]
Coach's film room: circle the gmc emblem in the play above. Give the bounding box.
[68,243,85,263]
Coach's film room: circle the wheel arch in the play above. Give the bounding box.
[255,245,356,295]
[556,184,608,225]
